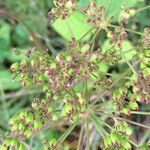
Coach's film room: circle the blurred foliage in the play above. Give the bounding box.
[0,0,149,149]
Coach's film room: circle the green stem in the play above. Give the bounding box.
[120,50,137,75]
[128,139,139,148]
[109,58,140,88]
[91,28,101,52]
[0,82,9,123]
[58,120,78,143]
[131,111,150,115]
[77,124,84,150]
[93,114,112,129]
[139,129,150,146]
[85,120,90,150]
[136,5,150,13]
[90,114,108,136]
[116,117,150,129]
[109,24,144,36]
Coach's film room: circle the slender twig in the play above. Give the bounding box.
[115,117,150,129]
[0,82,9,122]
[0,89,43,100]
[109,24,144,36]
[130,111,150,115]
[85,120,90,150]
[136,5,150,13]
[77,124,84,150]
[120,50,137,75]
[139,129,150,146]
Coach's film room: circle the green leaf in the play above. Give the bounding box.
[97,0,137,21]
[129,102,138,110]
[52,11,92,40]
[0,70,20,90]
[12,23,29,46]
[0,21,11,62]
[79,0,137,21]
[5,48,26,62]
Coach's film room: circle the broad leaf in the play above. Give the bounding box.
[52,12,92,40]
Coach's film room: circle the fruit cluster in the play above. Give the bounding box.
[82,1,105,27]
[104,121,132,149]
[48,0,76,20]
[119,6,136,23]
[107,27,128,49]
[141,28,150,49]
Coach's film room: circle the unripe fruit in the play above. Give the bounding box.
[112,103,118,111]
[129,7,136,16]
[10,138,19,148]
[129,102,138,110]
[90,54,98,61]
[20,59,27,68]
[61,109,67,117]
[65,1,73,9]
[111,132,120,144]
[104,135,112,148]
[122,107,130,115]
[34,119,43,130]
[52,114,59,121]
[49,138,57,147]
[122,140,131,149]
[10,62,19,71]
[18,122,26,131]
[113,90,121,100]
[66,55,73,62]
[48,106,53,114]
[46,92,52,98]
[26,112,34,125]
[12,123,19,131]
[23,128,32,138]
[50,63,57,69]
[53,94,60,101]
[107,32,113,38]
[18,144,26,150]
[20,111,27,120]
[64,104,72,113]
[31,59,36,68]
[126,127,132,135]
[3,138,12,147]
[78,97,87,105]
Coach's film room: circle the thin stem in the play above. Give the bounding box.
[109,59,140,88]
[58,120,78,143]
[136,5,150,13]
[131,111,150,115]
[93,114,112,129]
[139,129,150,146]
[109,24,144,36]
[85,120,90,150]
[0,82,9,122]
[77,124,84,150]
[90,114,108,136]
[120,50,137,75]
[0,88,43,100]
[128,139,139,148]
[91,28,101,52]
[116,117,150,129]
